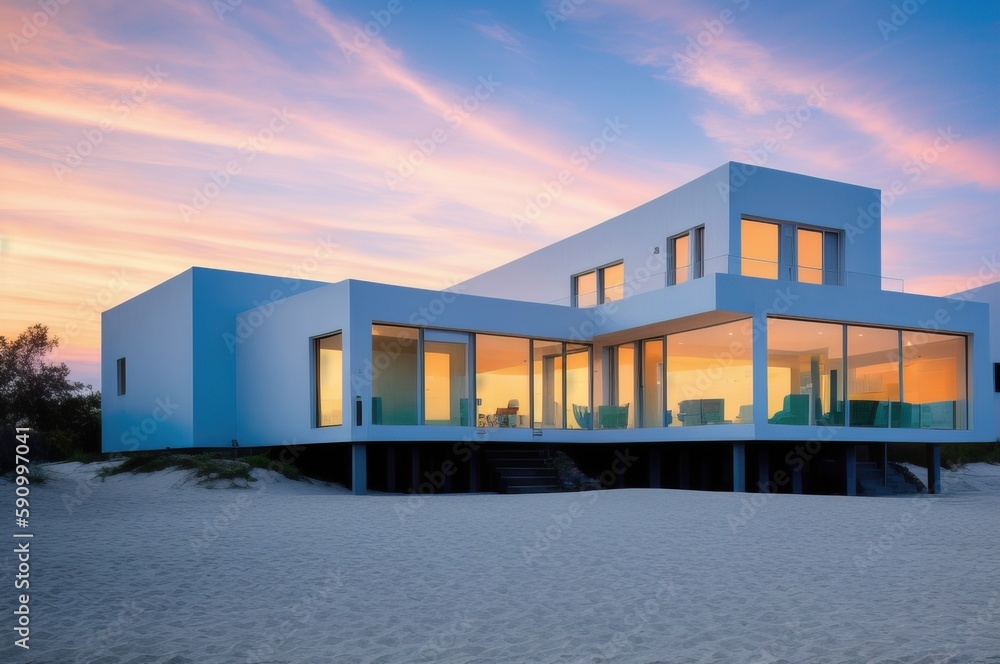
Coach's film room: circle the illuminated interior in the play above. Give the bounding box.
[475,334,530,428]
[741,219,779,279]
[315,333,343,427]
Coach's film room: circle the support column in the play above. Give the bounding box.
[757,446,770,492]
[927,443,941,494]
[386,446,396,493]
[791,461,803,495]
[649,446,662,489]
[411,447,421,493]
[469,447,481,493]
[352,443,367,496]
[844,444,856,496]
[678,448,691,490]
[732,443,746,492]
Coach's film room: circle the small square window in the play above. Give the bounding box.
[116,358,126,396]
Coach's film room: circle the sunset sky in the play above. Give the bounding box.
[1,0,997,391]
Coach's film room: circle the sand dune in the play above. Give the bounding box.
[2,460,999,663]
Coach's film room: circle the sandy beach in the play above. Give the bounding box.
[3,460,1000,663]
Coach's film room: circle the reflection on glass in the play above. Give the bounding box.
[666,320,752,426]
[603,263,624,302]
[575,271,597,307]
[371,325,419,425]
[847,326,899,428]
[901,331,966,429]
[797,228,823,284]
[316,333,342,426]
[614,344,636,429]
[674,234,690,284]
[566,344,591,430]
[742,219,779,279]
[475,334,529,428]
[424,340,468,426]
[533,340,564,428]
[641,338,664,427]
[766,318,843,425]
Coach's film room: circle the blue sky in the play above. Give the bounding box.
[0,0,997,389]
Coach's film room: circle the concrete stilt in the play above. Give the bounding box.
[757,446,769,492]
[678,448,691,490]
[469,448,481,492]
[732,443,746,492]
[351,443,367,496]
[649,446,662,489]
[927,443,941,494]
[845,445,856,496]
[386,446,396,493]
[411,447,421,493]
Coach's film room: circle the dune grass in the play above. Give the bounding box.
[98,452,301,484]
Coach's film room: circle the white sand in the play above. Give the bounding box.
[3,460,1000,663]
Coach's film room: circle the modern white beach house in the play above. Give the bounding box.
[102,163,998,496]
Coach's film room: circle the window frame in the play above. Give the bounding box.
[116,357,126,396]
[572,261,625,307]
[668,227,704,286]
[741,216,841,284]
[314,331,344,428]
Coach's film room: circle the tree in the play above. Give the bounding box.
[0,324,101,461]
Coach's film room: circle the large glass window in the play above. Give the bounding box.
[901,331,967,429]
[741,219,779,279]
[532,340,592,429]
[669,228,704,285]
[602,263,624,302]
[641,338,664,427]
[610,344,636,429]
[371,325,419,425]
[666,320,753,427]
[573,262,624,307]
[767,319,844,426]
[672,233,690,285]
[847,326,900,428]
[533,340,564,428]
[574,271,598,308]
[423,330,469,426]
[797,228,823,285]
[316,333,343,427]
[475,334,529,428]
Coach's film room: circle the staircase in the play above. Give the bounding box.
[856,461,922,496]
[484,448,561,494]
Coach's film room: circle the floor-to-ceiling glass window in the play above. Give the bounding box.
[609,344,636,429]
[565,343,591,430]
[901,331,967,429]
[423,330,470,426]
[666,320,752,426]
[475,334,530,427]
[533,340,564,428]
[371,325,419,425]
[766,318,844,425]
[846,326,900,427]
[315,333,343,427]
[641,338,664,427]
